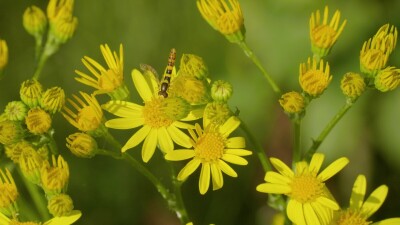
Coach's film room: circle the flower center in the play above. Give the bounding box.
[194,132,225,162]
[335,210,371,225]
[289,173,324,203]
[143,97,174,128]
[312,25,337,48]
[77,106,101,131]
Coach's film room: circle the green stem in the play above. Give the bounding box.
[168,163,190,224]
[102,129,122,151]
[292,119,301,166]
[17,168,50,221]
[46,129,59,155]
[304,100,354,160]
[32,34,59,80]
[237,41,281,94]
[239,119,272,172]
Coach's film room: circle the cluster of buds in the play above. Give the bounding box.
[46,0,78,44]
[360,24,399,92]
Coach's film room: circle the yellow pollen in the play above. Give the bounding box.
[194,132,225,162]
[336,210,371,225]
[289,173,324,203]
[142,98,173,128]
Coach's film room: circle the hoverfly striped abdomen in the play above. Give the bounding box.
[158,48,176,98]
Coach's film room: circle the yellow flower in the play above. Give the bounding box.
[0,120,24,146]
[0,210,81,225]
[374,66,400,92]
[0,168,19,216]
[310,6,347,58]
[47,0,77,43]
[4,101,28,121]
[179,54,208,79]
[197,0,245,43]
[66,132,97,158]
[25,108,52,135]
[19,148,44,185]
[165,116,252,195]
[0,39,8,70]
[47,194,74,217]
[41,155,69,197]
[340,72,365,100]
[20,79,43,108]
[23,6,47,37]
[168,73,211,105]
[40,86,66,114]
[203,102,232,126]
[329,174,400,225]
[299,57,332,97]
[62,92,104,134]
[360,24,397,77]
[279,91,305,114]
[75,44,129,99]
[102,69,198,162]
[210,80,232,102]
[256,153,349,225]
[4,141,34,163]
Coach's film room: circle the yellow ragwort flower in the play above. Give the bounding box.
[41,155,69,196]
[179,54,209,79]
[47,0,77,43]
[340,72,366,100]
[20,79,43,108]
[0,39,8,70]
[66,132,97,158]
[4,101,28,121]
[19,147,44,185]
[4,141,34,164]
[23,6,47,37]
[0,169,18,212]
[256,153,349,225]
[40,86,66,114]
[0,120,24,146]
[165,116,252,195]
[62,92,104,134]
[47,194,74,217]
[374,66,400,92]
[299,57,332,97]
[279,91,305,114]
[25,108,52,135]
[0,210,81,225]
[169,73,211,105]
[210,80,232,102]
[197,0,245,43]
[360,24,398,77]
[310,6,346,58]
[329,174,400,225]
[75,44,128,99]
[102,69,199,162]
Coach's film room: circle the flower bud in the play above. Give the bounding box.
[25,108,52,135]
[211,80,232,102]
[4,141,34,163]
[169,74,211,105]
[0,39,8,70]
[48,194,74,217]
[4,101,28,121]
[41,155,69,197]
[23,6,47,37]
[20,79,43,108]
[180,54,208,79]
[40,86,66,114]
[374,66,400,92]
[340,72,365,99]
[279,91,305,114]
[0,120,24,146]
[204,102,232,126]
[299,58,332,97]
[19,148,44,185]
[66,132,97,158]
[0,169,19,216]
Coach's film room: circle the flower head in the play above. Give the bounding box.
[0,121,24,146]
[23,6,47,37]
[360,24,397,77]
[211,80,232,102]
[0,168,19,216]
[62,92,104,134]
[203,102,232,126]
[47,194,74,217]
[40,86,66,114]
[4,101,28,121]
[20,79,43,108]
[299,58,332,97]
[41,155,69,197]
[256,153,349,225]
[66,132,97,158]
[329,175,400,225]
[25,108,52,135]
[340,72,365,100]
[0,39,8,70]
[75,44,128,99]
[279,91,305,114]
[374,66,400,92]
[179,54,209,79]
[168,73,211,105]
[19,147,44,185]
[197,0,245,43]
[47,0,77,44]
[310,6,347,58]
[102,69,197,162]
[4,141,34,164]
[165,116,252,194]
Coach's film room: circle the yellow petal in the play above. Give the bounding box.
[225,149,252,156]
[360,185,388,218]
[287,199,306,225]
[222,154,248,165]
[317,196,339,210]
[121,125,151,152]
[317,157,349,181]
[220,116,240,137]
[0,211,10,224]
[142,128,158,162]
[256,183,291,194]
[211,163,223,190]
[309,153,325,174]
[350,174,367,210]
[270,157,294,178]
[182,107,204,121]
[165,150,195,161]
[177,159,201,181]
[226,137,246,148]
[167,125,192,148]
[373,218,400,225]
[303,203,319,225]
[132,69,154,101]
[105,117,144,129]
[44,210,82,225]
[174,121,195,129]
[218,160,237,177]
[264,171,292,184]
[199,163,211,195]
[102,100,142,117]
[157,127,174,153]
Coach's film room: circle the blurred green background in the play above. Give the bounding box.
[1,0,400,224]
